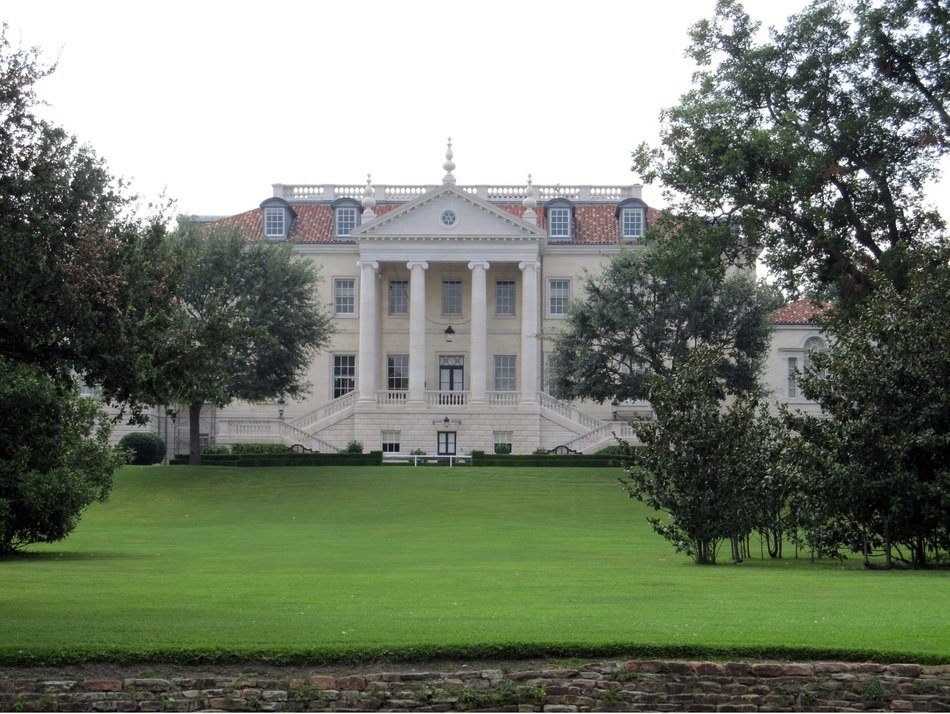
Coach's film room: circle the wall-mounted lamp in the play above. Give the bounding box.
[444,325,455,343]
[277,397,286,421]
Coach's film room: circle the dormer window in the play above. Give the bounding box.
[617,198,649,240]
[545,199,575,240]
[259,197,294,240]
[332,198,361,238]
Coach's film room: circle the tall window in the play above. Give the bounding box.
[494,355,517,391]
[389,280,409,315]
[549,278,571,316]
[787,356,799,399]
[495,280,515,316]
[263,207,285,237]
[381,430,400,453]
[548,207,571,239]
[387,354,409,391]
[442,280,462,315]
[333,355,356,398]
[334,278,355,315]
[335,206,358,237]
[621,207,644,239]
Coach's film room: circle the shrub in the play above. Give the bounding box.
[343,440,364,454]
[118,432,166,465]
[410,448,425,455]
[201,444,231,455]
[230,443,289,455]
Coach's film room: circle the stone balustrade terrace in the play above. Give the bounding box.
[272,183,644,203]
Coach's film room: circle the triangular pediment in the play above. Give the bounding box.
[352,184,544,241]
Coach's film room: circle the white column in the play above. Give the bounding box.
[519,261,540,404]
[407,260,429,403]
[468,261,490,403]
[357,260,379,404]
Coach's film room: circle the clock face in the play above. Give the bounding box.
[440,209,457,226]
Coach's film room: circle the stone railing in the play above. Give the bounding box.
[272,183,643,204]
[375,389,408,405]
[538,393,606,432]
[426,390,469,407]
[487,390,519,406]
[290,392,358,431]
[2,659,945,712]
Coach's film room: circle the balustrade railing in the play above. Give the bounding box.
[426,390,469,406]
[291,391,358,430]
[376,389,408,405]
[487,391,519,406]
[538,393,605,431]
[272,183,642,204]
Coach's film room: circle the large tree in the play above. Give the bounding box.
[632,0,948,300]
[785,246,950,568]
[156,223,335,464]
[548,220,781,405]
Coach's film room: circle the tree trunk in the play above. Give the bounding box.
[189,401,203,466]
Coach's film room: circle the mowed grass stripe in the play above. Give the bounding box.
[1,465,947,661]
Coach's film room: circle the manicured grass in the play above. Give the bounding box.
[2,465,947,664]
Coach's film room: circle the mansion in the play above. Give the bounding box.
[137,145,825,457]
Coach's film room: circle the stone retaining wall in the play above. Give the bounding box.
[1,660,947,712]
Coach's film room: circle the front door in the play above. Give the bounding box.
[439,355,464,405]
[437,431,457,455]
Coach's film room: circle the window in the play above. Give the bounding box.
[787,356,799,399]
[493,431,512,455]
[335,206,358,237]
[549,278,571,316]
[621,207,644,239]
[381,430,400,453]
[494,355,517,391]
[548,207,571,239]
[804,336,828,371]
[389,280,408,315]
[387,354,409,391]
[332,355,356,399]
[495,280,515,316]
[442,280,462,315]
[334,278,355,315]
[264,207,285,237]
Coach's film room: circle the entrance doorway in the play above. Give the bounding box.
[437,431,457,455]
[439,355,464,405]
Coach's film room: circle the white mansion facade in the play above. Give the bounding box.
[138,147,824,457]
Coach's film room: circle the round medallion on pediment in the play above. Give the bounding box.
[440,209,457,227]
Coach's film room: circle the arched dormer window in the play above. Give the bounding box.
[616,198,648,240]
[260,197,295,240]
[544,198,575,240]
[332,198,361,239]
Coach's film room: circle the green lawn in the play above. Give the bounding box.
[2,465,947,664]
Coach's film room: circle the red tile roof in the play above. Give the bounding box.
[205,200,662,245]
[772,299,826,325]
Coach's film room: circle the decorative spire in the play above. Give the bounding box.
[522,173,537,225]
[442,137,456,185]
[361,173,376,219]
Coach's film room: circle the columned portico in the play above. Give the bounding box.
[468,260,489,403]
[407,260,429,403]
[357,260,378,404]
[519,261,540,404]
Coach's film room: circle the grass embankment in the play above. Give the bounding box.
[1,466,947,665]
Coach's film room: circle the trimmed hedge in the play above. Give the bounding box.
[118,432,166,465]
[170,451,383,466]
[471,452,622,467]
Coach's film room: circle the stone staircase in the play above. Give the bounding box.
[538,393,649,453]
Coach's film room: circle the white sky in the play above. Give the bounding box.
[5,0,947,222]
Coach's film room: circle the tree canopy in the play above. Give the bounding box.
[155,223,335,464]
[548,221,781,405]
[633,0,949,300]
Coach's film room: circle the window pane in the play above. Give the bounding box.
[334,278,355,314]
[622,208,643,238]
[336,207,357,236]
[549,208,570,238]
[381,430,400,453]
[494,355,517,391]
[549,279,570,315]
[333,355,356,398]
[493,431,512,454]
[787,357,798,399]
[264,207,284,236]
[387,354,409,390]
[495,280,515,316]
[389,280,408,314]
[442,280,462,315]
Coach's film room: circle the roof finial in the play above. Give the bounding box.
[442,137,456,185]
[522,173,537,225]
[361,173,376,219]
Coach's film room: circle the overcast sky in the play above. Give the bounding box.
[6,0,947,222]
